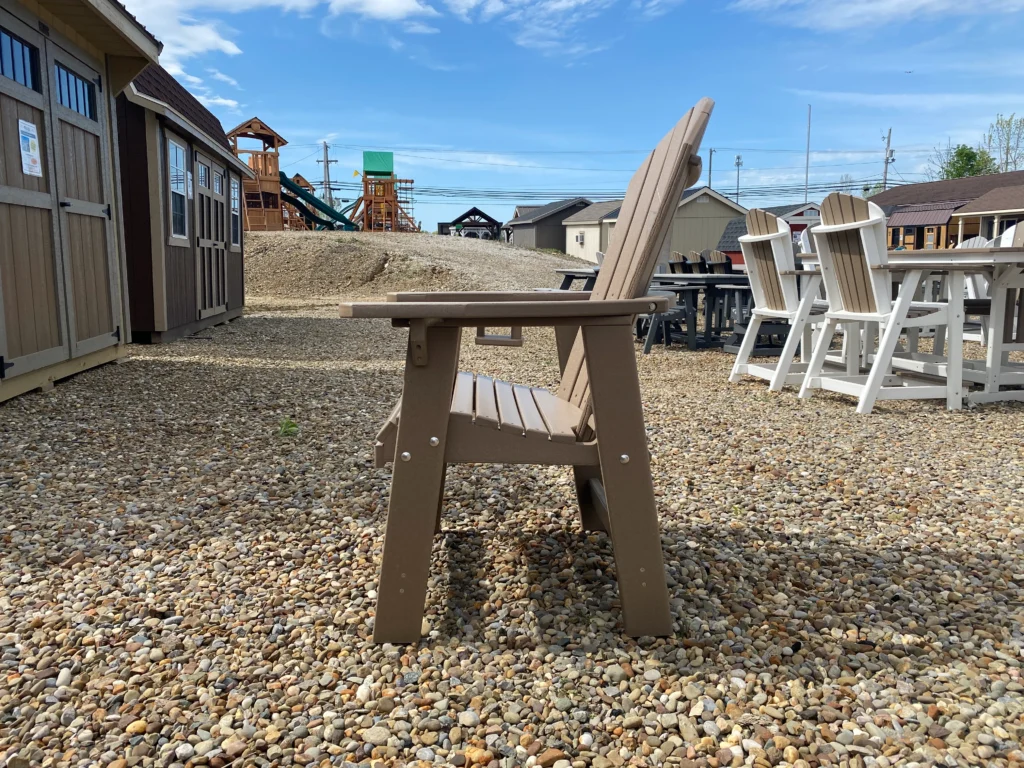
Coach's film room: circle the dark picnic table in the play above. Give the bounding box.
[555,267,599,291]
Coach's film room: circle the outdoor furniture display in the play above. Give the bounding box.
[339,99,714,642]
[668,251,705,274]
[799,193,959,414]
[650,273,749,350]
[555,268,599,291]
[636,288,700,353]
[730,209,833,390]
[882,243,1024,406]
[704,249,735,275]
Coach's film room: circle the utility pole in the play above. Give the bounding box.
[882,128,894,191]
[734,154,742,202]
[804,105,812,203]
[707,148,715,188]
[317,141,337,207]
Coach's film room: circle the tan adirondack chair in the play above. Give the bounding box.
[704,249,733,275]
[339,99,714,642]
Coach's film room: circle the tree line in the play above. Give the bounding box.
[929,114,1024,180]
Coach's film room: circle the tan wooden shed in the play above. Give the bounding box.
[0,0,160,401]
[116,64,255,342]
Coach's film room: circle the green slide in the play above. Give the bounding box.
[279,172,358,230]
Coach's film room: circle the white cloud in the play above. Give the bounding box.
[405,20,441,32]
[196,94,242,110]
[791,89,1024,112]
[327,0,439,19]
[731,0,1024,29]
[631,0,684,17]
[208,69,241,88]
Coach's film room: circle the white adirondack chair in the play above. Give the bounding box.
[799,193,961,414]
[729,209,830,390]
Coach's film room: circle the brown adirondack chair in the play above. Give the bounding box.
[340,99,714,642]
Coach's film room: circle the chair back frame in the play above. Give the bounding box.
[557,99,714,432]
[813,192,891,316]
[739,209,801,314]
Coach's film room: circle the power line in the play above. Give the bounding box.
[282,149,321,169]
[328,141,935,156]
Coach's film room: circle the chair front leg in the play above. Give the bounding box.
[729,314,763,383]
[582,323,672,637]
[374,325,461,644]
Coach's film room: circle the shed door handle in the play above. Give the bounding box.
[59,201,71,208]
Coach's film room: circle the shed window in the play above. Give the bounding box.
[890,227,900,247]
[214,172,223,195]
[230,177,240,246]
[198,162,209,189]
[54,62,95,120]
[168,139,188,238]
[0,26,38,91]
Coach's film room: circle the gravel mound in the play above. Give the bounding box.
[245,232,583,299]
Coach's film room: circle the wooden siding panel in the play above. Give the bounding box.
[227,250,243,309]
[165,244,195,328]
[116,96,155,333]
[67,214,112,341]
[60,120,102,204]
[0,93,47,193]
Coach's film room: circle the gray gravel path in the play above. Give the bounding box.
[0,298,1022,768]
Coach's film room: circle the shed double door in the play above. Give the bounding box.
[0,3,118,382]
[194,150,227,318]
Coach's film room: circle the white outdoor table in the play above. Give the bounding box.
[881,249,1024,405]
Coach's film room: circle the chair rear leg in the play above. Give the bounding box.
[374,326,461,644]
[582,323,671,637]
[729,314,763,383]
[573,465,608,533]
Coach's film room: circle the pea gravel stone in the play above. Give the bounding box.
[0,238,1022,768]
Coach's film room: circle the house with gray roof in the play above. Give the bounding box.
[502,198,592,251]
[563,201,622,263]
[717,202,821,263]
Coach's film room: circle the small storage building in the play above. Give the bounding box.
[563,200,622,263]
[669,186,747,256]
[717,202,820,264]
[0,0,160,402]
[116,64,254,342]
[504,198,591,251]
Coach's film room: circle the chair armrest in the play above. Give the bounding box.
[388,291,592,302]
[340,296,669,323]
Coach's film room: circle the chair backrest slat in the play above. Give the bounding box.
[556,99,714,434]
[815,192,891,315]
[739,209,799,313]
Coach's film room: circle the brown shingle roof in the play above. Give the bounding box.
[132,65,230,151]
[952,185,1024,215]
[871,171,1024,206]
[110,0,162,50]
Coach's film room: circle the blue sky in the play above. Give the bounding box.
[123,0,1024,228]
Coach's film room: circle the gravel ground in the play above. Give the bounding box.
[1,239,1023,768]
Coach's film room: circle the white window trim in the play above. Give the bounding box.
[168,136,189,244]
[230,176,241,249]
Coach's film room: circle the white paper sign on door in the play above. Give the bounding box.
[18,120,42,177]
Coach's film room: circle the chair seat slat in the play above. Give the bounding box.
[495,379,524,434]
[474,375,499,427]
